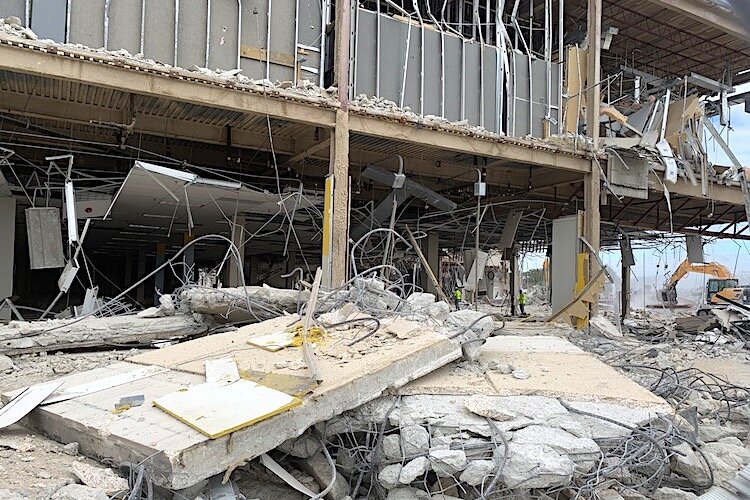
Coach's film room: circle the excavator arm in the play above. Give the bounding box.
[661,259,734,304]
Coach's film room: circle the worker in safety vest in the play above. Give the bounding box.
[518,290,527,315]
[453,288,462,310]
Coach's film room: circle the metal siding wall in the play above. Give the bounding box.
[482,45,497,132]
[240,0,265,79]
[378,16,407,105]
[177,1,208,69]
[108,0,141,54]
[30,0,66,41]
[463,41,481,127]
[443,34,461,122]
[402,21,421,113]
[143,0,176,64]
[269,0,296,81]
[422,27,442,117]
[209,0,240,69]
[354,10,376,97]
[0,0,24,21]
[69,0,105,48]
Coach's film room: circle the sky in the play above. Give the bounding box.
[522,91,750,305]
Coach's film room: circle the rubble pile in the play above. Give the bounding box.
[2,273,750,500]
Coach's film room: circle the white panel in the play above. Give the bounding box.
[551,214,581,315]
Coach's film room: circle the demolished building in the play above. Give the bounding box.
[1,0,750,499]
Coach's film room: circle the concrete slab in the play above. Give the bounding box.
[483,335,584,353]
[692,358,750,387]
[400,336,672,413]
[3,316,461,489]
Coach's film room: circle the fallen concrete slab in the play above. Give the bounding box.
[3,315,461,489]
[400,335,672,412]
[0,314,213,355]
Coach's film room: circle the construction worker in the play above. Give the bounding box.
[518,289,527,315]
[453,288,462,310]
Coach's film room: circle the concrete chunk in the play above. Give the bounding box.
[399,457,430,484]
[458,460,495,486]
[500,442,575,489]
[49,485,108,500]
[428,449,467,477]
[378,464,403,490]
[401,425,430,456]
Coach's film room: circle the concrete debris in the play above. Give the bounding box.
[510,425,599,470]
[511,368,530,380]
[49,485,108,500]
[500,442,575,489]
[398,457,429,484]
[62,442,79,456]
[458,460,495,486]
[0,354,15,372]
[179,285,309,322]
[400,425,431,457]
[298,452,350,500]
[382,434,402,460]
[378,463,403,489]
[69,463,128,496]
[428,449,468,478]
[650,487,698,500]
[0,314,212,355]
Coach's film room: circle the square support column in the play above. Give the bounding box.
[326,110,350,288]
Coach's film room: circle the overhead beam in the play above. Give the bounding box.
[648,176,748,207]
[0,40,337,129]
[0,90,297,155]
[348,113,593,174]
[648,0,750,43]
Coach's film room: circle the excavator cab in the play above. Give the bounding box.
[706,278,740,302]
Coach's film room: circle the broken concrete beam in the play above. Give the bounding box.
[0,314,213,355]
[179,285,309,322]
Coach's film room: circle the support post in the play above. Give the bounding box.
[509,247,518,317]
[0,197,15,321]
[324,0,351,289]
[154,242,166,306]
[327,111,350,288]
[228,214,245,287]
[585,0,602,149]
[585,0,602,314]
[136,249,146,305]
[422,231,440,295]
[183,233,195,284]
[621,259,630,320]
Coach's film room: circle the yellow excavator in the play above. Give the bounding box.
[660,259,750,314]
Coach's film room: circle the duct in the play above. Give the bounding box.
[351,164,456,240]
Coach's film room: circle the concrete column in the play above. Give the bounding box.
[0,197,15,321]
[327,109,350,287]
[154,242,166,305]
[136,249,146,305]
[228,214,245,287]
[326,0,351,289]
[421,232,440,295]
